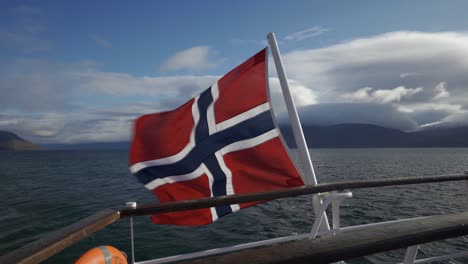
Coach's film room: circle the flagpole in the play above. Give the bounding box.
[267,32,317,186]
[267,32,331,233]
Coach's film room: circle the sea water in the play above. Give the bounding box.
[1,148,468,263]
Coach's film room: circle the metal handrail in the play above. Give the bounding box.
[1,173,468,264]
[119,173,468,217]
[176,211,468,264]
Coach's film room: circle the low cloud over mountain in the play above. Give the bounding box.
[282,31,468,130]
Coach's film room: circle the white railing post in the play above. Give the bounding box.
[126,201,137,264]
[332,191,352,230]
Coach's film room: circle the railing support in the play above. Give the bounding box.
[126,202,137,264]
[309,191,352,239]
[403,245,419,264]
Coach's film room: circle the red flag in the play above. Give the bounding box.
[130,48,304,226]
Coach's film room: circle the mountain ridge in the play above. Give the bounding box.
[280,123,468,148]
[0,131,43,151]
[40,124,468,150]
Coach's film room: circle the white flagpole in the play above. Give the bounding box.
[267,32,317,186]
[267,32,331,233]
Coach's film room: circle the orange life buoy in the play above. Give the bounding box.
[74,245,128,264]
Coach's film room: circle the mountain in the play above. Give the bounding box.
[280,124,468,148]
[43,141,130,150]
[410,126,468,147]
[0,131,43,151]
[34,124,468,150]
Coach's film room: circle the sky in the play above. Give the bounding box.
[1,0,468,144]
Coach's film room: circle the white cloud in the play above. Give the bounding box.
[396,102,462,127]
[0,112,133,144]
[284,26,328,41]
[281,31,468,128]
[0,113,65,139]
[433,82,449,100]
[268,77,317,116]
[0,58,220,112]
[440,110,468,125]
[397,102,462,113]
[341,86,423,104]
[74,70,218,99]
[158,46,219,72]
[284,31,468,100]
[0,58,222,143]
[421,110,468,128]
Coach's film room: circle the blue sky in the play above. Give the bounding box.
[1,1,468,143]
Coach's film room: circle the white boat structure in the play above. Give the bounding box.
[2,172,468,264]
[2,33,468,264]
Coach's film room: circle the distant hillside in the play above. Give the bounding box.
[38,124,468,150]
[43,141,130,150]
[0,131,43,151]
[280,124,468,148]
[411,126,468,147]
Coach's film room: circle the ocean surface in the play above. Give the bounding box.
[1,148,468,263]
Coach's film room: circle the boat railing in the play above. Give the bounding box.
[172,210,468,264]
[1,172,468,264]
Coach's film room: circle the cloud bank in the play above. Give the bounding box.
[282,31,468,129]
[2,31,468,143]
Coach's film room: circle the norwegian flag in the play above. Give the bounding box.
[129,48,304,226]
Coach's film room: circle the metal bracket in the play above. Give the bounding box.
[402,245,419,264]
[309,191,352,239]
